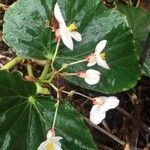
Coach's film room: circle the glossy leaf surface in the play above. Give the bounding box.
[0,71,97,150]
[3,0,140,93]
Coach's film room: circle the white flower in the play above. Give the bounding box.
[54,3,82,50]
[77,69,101,85]
[90,96,119,125]
[90,106,106,125]
[37,130,63,150]
[86,40,110,69]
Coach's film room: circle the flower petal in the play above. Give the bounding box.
[37,140,48,150]
[95,40,107,54]
[70,31,82,42]
[53,138,63,150]
[87,61,96,67]
[99,96,120,112]
[54,144,63,150]
[52,136,63,142]
[90,105,106,125]
[60,25,74,50]
[95,56,110,69]
[54,3,66,26]
[84,69,101,85]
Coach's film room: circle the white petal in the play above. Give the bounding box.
[95,40,107,54]
[54,144,63,150]
[37,141,48,150]
[70,31,82,42]
[53,139,63,150]
[54,3,66,25]
[90,104,101,114]
[95,56,110,69]
[51,136,63,142]
[99,96,120,112]
[84,69,101,85]
[60,25,74,50]
[90,105,106,125]
[87,61,96,67]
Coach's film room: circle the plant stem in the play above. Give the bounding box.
[39,60,51,81]
[136,0,141,7]
[129,0,133,6]
[51,39,61,71]
[49,83,60,129]
[1,56,22,70]
[0,3,9,11]
[68,59,86,66]
[52,100,60,129]
[58,59,86,72]
[62,90,93,100]
[27,63,34,78]
[49,83,58,92]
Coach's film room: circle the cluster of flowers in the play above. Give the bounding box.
[54,3,110,85]
[38,3,120,150]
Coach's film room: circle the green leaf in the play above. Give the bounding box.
[117,4,150,77]
[0,71,97,150]
[56,6,140,94]
[3,0,103,59]
[142,58,150,77]
[3,0,140,93]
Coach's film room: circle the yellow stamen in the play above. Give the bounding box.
[67,23,77,31]
[47,143,54,150]
[100,52,106,60]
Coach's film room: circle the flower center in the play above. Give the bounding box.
[47,143,54,150]
[67,23,77,31]
[93,98,104,105]
[99,52,105,60]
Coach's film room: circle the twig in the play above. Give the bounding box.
[129,104,141,150]
[84,117,126,146]
[97,143,114,150]
[117,107,149,132]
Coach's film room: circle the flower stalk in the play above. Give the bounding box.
[52,100,60,129]
[51,38,61,72]
[39,60,51,81]
[58,59,86,72]
[27,62,34,78]
[1,56,23,70]
[49,83,60,129]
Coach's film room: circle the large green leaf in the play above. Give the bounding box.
[117,4,150,77]
[0,71,97,150]
[3,0,103,59]
[55,5,140,93]
[3,0,140,93]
